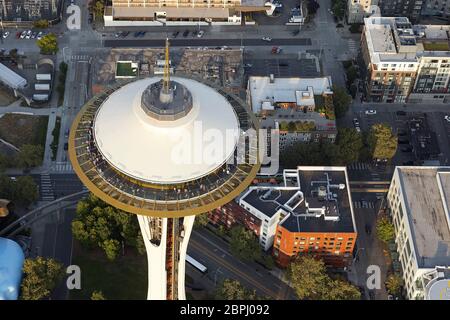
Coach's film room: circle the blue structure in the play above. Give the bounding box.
[0,237,25,300]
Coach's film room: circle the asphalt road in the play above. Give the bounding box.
[188,227,296,299]
[104,38,312,48]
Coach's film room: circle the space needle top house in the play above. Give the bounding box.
[69,41,260,300]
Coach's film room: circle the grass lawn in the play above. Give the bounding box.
[50,117,61,161]
[116,62,138,77]
[423,42,450,51]
[0,114,48,148]
[70,242,148,300]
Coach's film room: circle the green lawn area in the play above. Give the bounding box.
[0,114,48,149]
[423,42,450,51]
[116,62,138,77]
[70,243,148,300]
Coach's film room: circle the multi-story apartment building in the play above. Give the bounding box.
[387,166,450,299]
[423,0,450,17]
[104,0,270,26]
[347,0,380,24]
[239,167,357,268]
[0,0,61,22]
[409,25,450,102]
[361,16,450,103]
[378,0,425,22]
[247,75,337,150]
[361,17,420,103]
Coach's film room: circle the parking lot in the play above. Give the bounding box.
[351,108,450,166]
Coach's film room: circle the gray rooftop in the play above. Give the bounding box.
[397,167,450,268]
[282,170,356,233]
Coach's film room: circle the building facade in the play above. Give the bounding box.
[347,0,380,24]
[105,0,269,26]
[361,16,450,103]
[239,167,357,268]
[0,0,61,22]
[378,0,424,22]
[247,76,337,150]
[387,166,450,299]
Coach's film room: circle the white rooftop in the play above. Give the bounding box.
[0,63,27,90]
[397,167,450,268]
[93,76,240,184]
[248,76,333,113]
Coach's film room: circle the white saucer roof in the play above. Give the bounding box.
[93,76,240,184]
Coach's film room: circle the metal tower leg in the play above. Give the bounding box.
[137,214,195,300]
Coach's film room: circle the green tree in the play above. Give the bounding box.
[376,216,395,243]
[37,33,58,55]
[33,19,49,28]
[20,257,65,300]
[335,128,363,165]
[287,255,360,300]
[324,279,361,300]
[16,144,44,168]
[194,212,209,228]
[215,279,260,300]
[287,121,297,132]
[91,290,106,300]
[229,225,261,262]
[346,66,358,85]
[385,273,403,296]
[71,194,144,260]
[92,1,105,20]
[280,141,339,168]
[367,124,398,160]
[13,176,38,206]
[286,255,329,299]
[332,86,352,118]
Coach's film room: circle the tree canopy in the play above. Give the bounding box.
[335,127,364,165]
[72,194,145,260]
[385,273,403,296]
[194,212,209,228]
[37,33,59,55]
[376,216,395,244]
[333,86,352,118]
[367,124,398,160]
[91,290,106,300]
[0,174,38,206]
[16,144,44,168]
[229,225,261,262]
[287,255,361,300]
[20,257,65,300]
[215,279,261,300]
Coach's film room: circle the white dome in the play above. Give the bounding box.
[93,77,240,184]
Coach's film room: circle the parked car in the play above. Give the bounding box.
[121,31,130,37]
[444,115,450,122]
[64,143,68,151]
[134,31,141,37]
[114,32,121,38]
[172,31,180,38]
[292,29,300,36]
[365,109,377,115]
[262,36,272,42]
[2,31,10,39]
[36,31,43,40]
[182,30,189,37]
[396,110,407,116]
[365,224,372,235]
[31,32,37,39]
[197,30,205,38]
[271,46,282,54]
[20,30,27,39]
[25,30,32,39]
[16,31,21,39]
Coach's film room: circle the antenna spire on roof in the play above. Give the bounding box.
[163,38,170,94]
